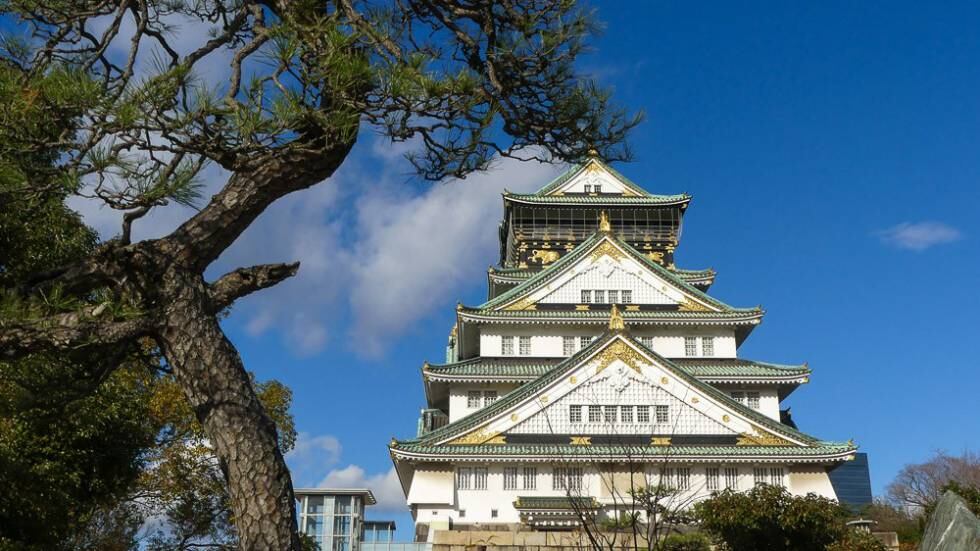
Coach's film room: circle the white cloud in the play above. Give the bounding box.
[877,222,963,251]
[287,432,343,487]
[318,465,405,514]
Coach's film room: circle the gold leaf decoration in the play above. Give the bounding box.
[599,211,612,232]
[447,427,506,445]
[736,432,793,447]
[678,298,713,312]
[589,241,626,263]
[529,249,560,264]
[503,297,537,311]
[570,436,592,446]
[575,304,591,311]
[650,437,672,446]
[595,341,645,374]
[645,251,665,264]
[609,304,626,331]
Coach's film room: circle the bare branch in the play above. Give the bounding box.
[207,262,300,312]
[0,306,154,360]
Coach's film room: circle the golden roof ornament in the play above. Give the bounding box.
[599,210,612,232]
[587,147,599,158]
[609,303,625,331]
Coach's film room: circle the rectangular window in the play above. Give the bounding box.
[580,336,593,349]
[459,510,466,518]
[583,184,592,193]
[502,336,514,356]
[588,405,602,423]
[607,290,619,304]
[503,467,518,490]
[676,468,691,490]
[655,405,669,424]
[731,392,745,405]
[491,509,498,518]
[701,336,714,356]
[636,406,650,423]
[620,405,633,423]
[603,405,617,423]
[523,467,537,490]
[747,392,760,410]
[553,467,583,491]
[474,467,488,490]
[753,467,768,487]
[563,336,576,356]
[684,337,698,357]
[569,405,582,423]
[621,290,633,303]
[724,467,739,490]
[639,336,654,349]
[770,467,785,487]
[594,290,606,303]
[661,468,675,489]
[706,468,720,491]
[484,391,498,407]
[457,468,472,490]
[519,336,531,356]
[594,184,602,194]
[467,391,482,409]
[581,290,592,303]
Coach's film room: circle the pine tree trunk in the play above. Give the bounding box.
[157,271,300,550]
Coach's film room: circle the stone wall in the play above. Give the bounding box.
[432,530,652,551]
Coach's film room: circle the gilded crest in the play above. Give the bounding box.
[529,249,560,264]
[736,431,793,447]
[678,298,713,312]
[595,341,645,374]
[589,241,626,263]
[447,427,506,445]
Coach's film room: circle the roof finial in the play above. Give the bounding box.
[599,210,612,232]
[609,304,625,331]
[587,146,599,158]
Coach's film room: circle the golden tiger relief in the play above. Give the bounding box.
[529,249,560,264]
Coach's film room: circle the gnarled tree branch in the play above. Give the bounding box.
[0,307,154,360]
[208,262,300,313]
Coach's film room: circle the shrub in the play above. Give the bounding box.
[661,532,712,551]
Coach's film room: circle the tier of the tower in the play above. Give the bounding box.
[497,157,690,271]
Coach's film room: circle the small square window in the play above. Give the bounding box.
[731,392,745,405]
[519,336,531,356]
[594,290,606,303]
[603,405,617,423]
[747,392,760,410]
[594,184,602,194]
[621,290,632,303]
[491,509,498,518]
[639,336,654,349]
[580,336,593,349]
[459,510,466,518]
[484,391,498,407]
[608,290,619,304]
[702,336,714,356]
[569,405,582,423]
[637,406,650,423]
[467,391,482,409]
[563,336,575,356]
[684,337,698,357]
[588,405,602,423]
[581,290,592,304]
[655,405,669,424]
[620,405,633,423]
[502,336,514,356]
[584,184,592,193]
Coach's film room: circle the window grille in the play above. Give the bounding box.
[594,290,605,303]
[484,391,498,407]
[594,184,602,194]
[569,405,582,423]
[639,336,654,349]
[519,336,531,356]
[622,290,633,303]
[583,184,592,193]
[661,468,675,489]
[523,467,537,490]
[603,405,617,423]
[474,467,488,490]
[457,468,472,490]
[467,391,481,409]
[655,405,669,424]
[731,392,745,405]
[580,336,594,349]
[676,468,691,490]
[724,467,739,490]
[706,468,720,491]
[701,336,714,356]
[684,337,698,357]
[581,290,592,303]
[770,467,785,487]
[553,467,583,491]
[563,336,575,356]
[491,509,498,518]
[588,405,602,423]
[502,336,514,356]
[620,405,633,423]
[637,406,650,423]
[608,290,619,304]
[747,392,760,410]
[503,468,518,490]
[753,467,768,487]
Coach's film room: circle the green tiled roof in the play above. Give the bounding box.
[505,193,690,205]
[424,357,808,382]
[393,442,855,459]
[397,332,833,452]
[473,232,752,314]
[528,159,688,202]
[489,266,715,285]
[459,308,763,321]
[515,496,600,510]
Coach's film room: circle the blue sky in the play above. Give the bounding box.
[22,0,979,539]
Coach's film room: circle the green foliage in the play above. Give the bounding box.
[661,532,712,551]
[861,500,924,546]
[693,485,852,551]
[826,529,889,551]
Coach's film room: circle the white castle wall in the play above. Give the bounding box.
[479,327,737,359]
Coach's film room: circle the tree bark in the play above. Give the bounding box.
[156,269,300,550]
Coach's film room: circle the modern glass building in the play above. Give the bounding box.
[296,488,428,551]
